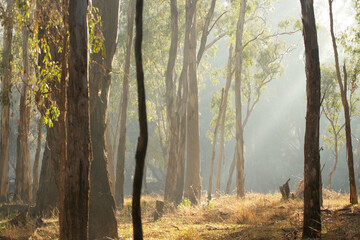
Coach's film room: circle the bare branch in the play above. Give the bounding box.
[243,30,264,50]
[204,31,228,53]
[208,11,227,34]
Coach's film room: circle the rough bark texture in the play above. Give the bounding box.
[14,24,32,203]
[115,0,135,209]
[184,0,201,205]
[132,0,148,239]
[62,0,91,238]
[216,44,233,195]
[164,0,179,204]
[32,119,43,203]
[59,1,69,236]
[89,0,120,239]
[0,0,14,203]
[328,0,358,204]
[34,141,59,216]
[234,0,246,198]
[301,0,322,237]
[208,89,224,200]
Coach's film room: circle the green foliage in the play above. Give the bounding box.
[178,198,192,209]
[88,6,104,55]
[43,105,60,128]
[207,200,215,210]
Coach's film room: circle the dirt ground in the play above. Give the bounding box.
[1,192,360,239]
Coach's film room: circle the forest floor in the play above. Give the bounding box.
[1,191,360,239]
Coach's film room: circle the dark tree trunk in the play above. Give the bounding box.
[300,0,322,237]
[234,0,246,198]
[0,0,15,203]
[115,0,135,209]
[34,141,59,216]
[89,0,120,239]
[62,0,91,238]
[132,0,148,239]
[328,0,358,204]
[164,0,179,204]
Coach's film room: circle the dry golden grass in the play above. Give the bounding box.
[1,192,360,239]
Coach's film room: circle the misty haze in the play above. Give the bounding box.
[1,0,360,239]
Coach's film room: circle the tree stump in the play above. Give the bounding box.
[279,178,290,201]
[154,200,164,221]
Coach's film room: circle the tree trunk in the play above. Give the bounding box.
[32,119,43,203]
[164,0,179,204]
[225,150,236,194]
[0,0,15,203]
[216,44,233,195]
[132,0,148,238]
[300,0,322,237]
[105,120,115,195]
[328,0,358,204]
[89,0,120,239]
[115,0,135,209]
[328,132,338,189]
[184,0,201,205]
[173,0,191,205]
[234,0,246,198]
[196,0,216,66]
[34,139,59,216]
[62,0,91,238]
[175,76,187,205]
[14,24,32,203]
[208,89,224,200]
[34,0,64,215]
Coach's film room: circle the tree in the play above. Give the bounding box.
[14,2,33,203]
[35,0,66,215]
[115,0,135,209]
[234,0,246,198]
[321,66,345,189]
[216,44,233,195]
[223,0,292,196]
[0,0,15,203]
[300,0,322,237]
[62,0,91,238]
[32,119,43,203]
[164,0,179,204]
[89,0,120,238]
[208,89,224,200]
[132,0,148,238]
[184,0,201,204]
[328,0,358,204]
